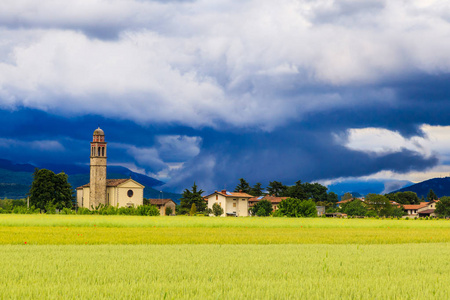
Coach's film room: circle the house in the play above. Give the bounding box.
[76,127,145,209]
[148,199,176,216]
[402,201,438,218]
[417,201,438,217]
[205,190,253,216]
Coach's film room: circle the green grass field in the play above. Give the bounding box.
[1,215,450,299]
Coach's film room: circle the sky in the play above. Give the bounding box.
[1,0,450,193]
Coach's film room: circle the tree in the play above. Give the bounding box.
[179,182,206,214]
[392,191,419,205]
[427,189,438,202]
[212,203,224,216]
[342,192,353,201]
[29,168,74,211]
[327,192,339,204]
[277,198,317,218]
[341,199,367,217]
[267,181,287,197]
[190,203,197,216]
[435,196,450,217]
[285,181,307,200]
[302,182,328,202]
[234,178,251,193]
[251,199,272,217]
[365,194,392,217]
[250,183,264,197]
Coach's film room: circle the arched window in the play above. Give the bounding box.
[98,147,101,156]
[102,147,105,156]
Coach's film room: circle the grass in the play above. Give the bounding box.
[2,215,450,299]
[2,243,450,299]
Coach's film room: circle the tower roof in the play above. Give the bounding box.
[93,127,105,136]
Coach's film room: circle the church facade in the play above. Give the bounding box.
[76,127,144,209]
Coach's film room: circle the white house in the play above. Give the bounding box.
[205,189,253,217]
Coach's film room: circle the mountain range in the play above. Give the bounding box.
[0,159,181,202]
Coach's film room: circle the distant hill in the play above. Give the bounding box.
[327,179,413,198]
[0,159,181,202]
[393,177,450,198]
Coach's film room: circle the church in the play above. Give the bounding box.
[76,127,145,209]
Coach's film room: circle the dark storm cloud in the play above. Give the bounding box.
[1,0,450,191]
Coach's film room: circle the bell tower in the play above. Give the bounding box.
[89,127,107,208]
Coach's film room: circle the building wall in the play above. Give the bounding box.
[116,181,144,207]
[77,187,91,209]
[236,198,249,216]
[89,156,107,207]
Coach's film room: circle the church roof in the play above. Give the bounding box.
[77,178,136,189]
[93,127,105,136]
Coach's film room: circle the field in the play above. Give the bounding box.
[1,215,450,299]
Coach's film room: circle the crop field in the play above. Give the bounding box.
[1,215,450,299]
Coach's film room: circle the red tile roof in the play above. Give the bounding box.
[403,204,427,210]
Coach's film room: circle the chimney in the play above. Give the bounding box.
[239,190,243,193]
[221,189,226,194]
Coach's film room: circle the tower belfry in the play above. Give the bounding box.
[89,127,107,207]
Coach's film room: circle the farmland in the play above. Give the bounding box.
[1,215,450,299]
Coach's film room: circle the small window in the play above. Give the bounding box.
[127,190,133,197]
[233,203,236,207]
[216,194,218,200]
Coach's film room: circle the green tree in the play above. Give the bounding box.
[250,183,264,197]
[341,199,367,217]
[302,182,328,202]
[190,203,197,216]
[179,182,206,214]
[365,194,392,217]
[251,199,272,216]
[29,168,73,211]
[342,192,353,201]
[285,181,307,200]
[393,191,419,205]
[327,192,339,204]
[212,203,224,216]
[427,189,438,202]
[267,181,287,197]
[435,196,450,217]
[234,178,251,193]
[277,198,317,218]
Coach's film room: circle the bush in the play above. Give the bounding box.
[137,205,160,216]
[77,207,92,215]
[165,206,173,216]
[277,198,317,218]
[45,203,56,214]
[212,203,224,217]
[60,207,75,215]
[190,203,197,216]
[251,199,272,217]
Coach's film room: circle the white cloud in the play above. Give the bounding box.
[341,125,450,161]
[1,1,450,130]
[335,124,450,184]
